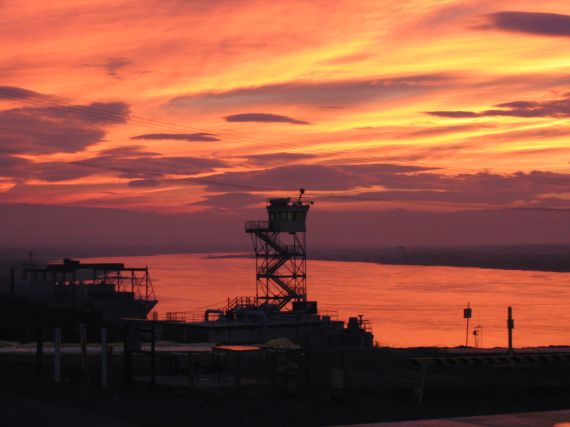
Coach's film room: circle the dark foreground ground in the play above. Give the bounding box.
[1,347,569,427]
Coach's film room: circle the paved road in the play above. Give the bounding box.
[339,409,570,426]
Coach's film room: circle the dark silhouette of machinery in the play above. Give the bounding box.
[244,189,314,311]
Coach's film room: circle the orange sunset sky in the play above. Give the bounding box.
[1,0,570,216]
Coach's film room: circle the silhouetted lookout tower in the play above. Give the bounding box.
[245,189,313,310]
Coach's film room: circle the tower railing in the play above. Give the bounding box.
[245,221,270,232]
[265,197,311,206]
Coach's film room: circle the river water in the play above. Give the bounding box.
[83,253,570,348]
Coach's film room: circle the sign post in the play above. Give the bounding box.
[463,303,472,347]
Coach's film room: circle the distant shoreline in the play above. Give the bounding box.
[309,246,570,273]
[204,248,570,273]
[2,244,570,275]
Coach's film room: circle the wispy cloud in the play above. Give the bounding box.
[225,113,310,125]
[0,102,128,154]
[178,163,570,209]
[244,152,316,165]
[0,86,45,100]
[483,11,570,37]
[132,132,220,141]
[427,93,570,119]
[105,57,131,77]
[169,74,453,109]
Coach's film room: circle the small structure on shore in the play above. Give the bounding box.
[22,258,157,319]
[0,258,157,340]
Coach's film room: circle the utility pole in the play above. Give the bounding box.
[463,302,472,347]
[507,306,514,354]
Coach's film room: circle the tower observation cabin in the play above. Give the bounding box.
[244,189,314,311]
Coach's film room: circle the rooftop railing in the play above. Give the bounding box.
[245,221,270,232]
[266,197,312,206]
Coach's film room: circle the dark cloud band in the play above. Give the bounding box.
[132,133,220,142]
[427,93,570,119]
[485,11,570,37]
[225,113,310,125]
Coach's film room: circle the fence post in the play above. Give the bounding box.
[331,350,345,400]
[101,328,108,388]
[107,345,113,384]
[150,320,156,387]
[188,352,195,388]
[415,362,428,406]
[35,326,44,380]
[54,328,62,383]
[235,351,242,396]
[79,323,89,382]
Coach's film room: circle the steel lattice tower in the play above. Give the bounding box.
[245,190,312,310]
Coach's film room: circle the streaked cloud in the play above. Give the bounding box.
[1,151,228,184]
[127,179,161,188]
[427,93,570,119]
[225,113,310,125]
[0,104,124,154]
[0,86,45,100]
[132,132,221,142]
[187,163,437,192]
[483,11,570,37]
[182,163,570,210]
[169,74,452,109]
[75,154,227,180]
[245,152,317,165]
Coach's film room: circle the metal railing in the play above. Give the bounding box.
[159,311,205,322]
[361,319,373,333]
[266,197,312,206]
[245,221,269,232]
[226,296,257,311]
[319,310,339,320]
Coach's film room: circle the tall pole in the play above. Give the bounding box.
[54,328,62,383]
[10,266,15,295]
[101,328,108,388]
[79,323,88,382]
[150,320,156,387]
[507,306,514,354]
[463,302,472,347]
[35,325,44,380]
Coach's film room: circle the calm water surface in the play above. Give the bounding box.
[84,253,570,348]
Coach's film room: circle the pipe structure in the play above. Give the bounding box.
[204,309,224,322]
